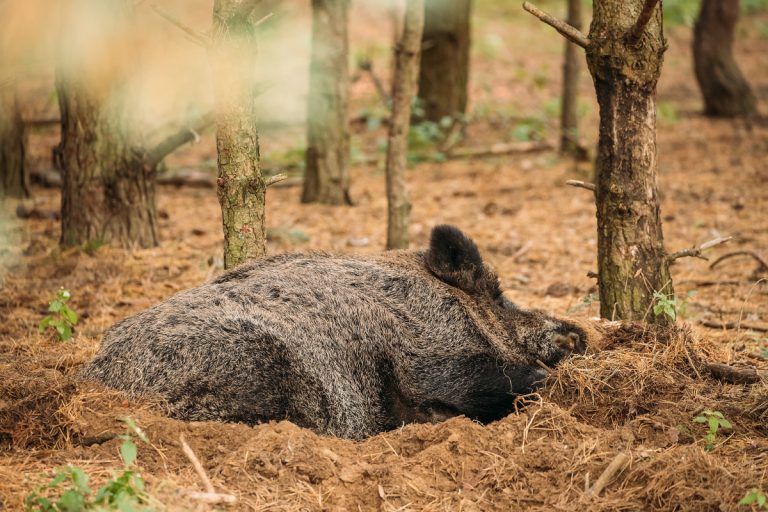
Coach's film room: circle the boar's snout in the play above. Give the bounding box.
[552,331,587,356]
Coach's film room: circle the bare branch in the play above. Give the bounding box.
[265,173,288,187]
[357,59,391,107]
[629,0,661,42]
[566,179,595,192]
[179,434,215,494]
[180,490,238,505]
[152,5,209,47]
[146,113,215,168]
[667,236,733,263]
[522,2,591,49]
[253,12,274,28]
[447,140,552,159]
[700,320,768,333]
[710,250,768,272]
[588,453,630,497]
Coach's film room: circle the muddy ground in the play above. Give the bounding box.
[1,2,768,511]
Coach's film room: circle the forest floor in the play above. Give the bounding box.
[2,2,768,511]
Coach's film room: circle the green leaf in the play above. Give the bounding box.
[122,417,149,443]
[707,416,720,433]
[719,419,732,429]
[120,438,137,466]
[56,323,73,341]
[692,416,707,424]
[61,307,78,325]
[56,489,86,512]
[38,317,51,333]
[740,492,757,505]
[757,493,766,507]
[69,466,91,494]
[49,471,68,487]
[48,300,63,313]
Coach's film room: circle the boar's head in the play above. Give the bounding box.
[425,225,587,368]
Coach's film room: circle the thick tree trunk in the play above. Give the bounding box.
[587,1,673,324]
[417,0,470,122]
[55,0,157,248]
[560,0,582,155]
[386,0,425,250]
[0,86,27,199]
[693,0,757,117]
[302,0,351,206]
[211,0,266,269]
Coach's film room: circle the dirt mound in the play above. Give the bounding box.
[2,322,766,511]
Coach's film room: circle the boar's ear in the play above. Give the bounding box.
[425,225,488,293]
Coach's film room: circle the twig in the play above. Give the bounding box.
[588,453,629,497]
[253,12,274,28]
[180,490,238,505]
[522,2,591,49]
[535,359,552,373]
[566,179,595,192]
[699,320,768,333]
[710,250,768,272]
[629,0,661,41]
[447,140,552,158]
[146,113,215,168]
[265,173,288,187]
[179,434,215,494]
[667,236,733,263]
[152,5,209,47]
[358,59,391,106]
[706,362,764,385]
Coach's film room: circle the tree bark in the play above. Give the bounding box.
[386,0,425,250]
[587,1,673,324]
[302,0,351,206]
[0,85,27,199]
[417,0,470,123]
[560,0,582,155]
[55,0,157,248]
[210,0,266,269]
[693,0,757,117]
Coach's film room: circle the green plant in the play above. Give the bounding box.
[652,291,681,322]
[693,409,732,451]
[25,418,150,511]
[38,289,78,341]
[739,488,767,509]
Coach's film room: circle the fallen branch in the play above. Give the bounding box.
[358,59,391,107]
[629,0,661,42]
[152,5,209,47]
[534,359,552,373]
[566,179,595,192]
[699,320,768,333]
[522,2,591,49]
[709,250,768,273]
[667,236,733,263]
[179,434,215,494]
[146,112,215,168]
[706,362,764,385]
[588,452,629,497]
[179,490,238,505]
[447,140,552,159]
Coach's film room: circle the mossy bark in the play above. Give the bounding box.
[417,0,470,123]
[693,0,757,117]
[211,0,266,269]
[560,0,582,155]
[55,0,157,248]
[0,86,27,199]
[386,0,424,250]
[302,0,351,206]
[587,1,673,324]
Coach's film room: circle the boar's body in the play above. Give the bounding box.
[83,226,585,439]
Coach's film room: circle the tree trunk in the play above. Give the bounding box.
[0,85,27,199]
[417,0,470,123]
[302,0,351,206]
[55,0,157,248]
[587,1,673,324]
[560,0,582,155]
[211,0,266,269]
[386,0,425,250]
[693,0,757,117]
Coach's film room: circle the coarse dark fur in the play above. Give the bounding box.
[82,225,587,440]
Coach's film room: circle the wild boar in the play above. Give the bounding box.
[82,225,586,439]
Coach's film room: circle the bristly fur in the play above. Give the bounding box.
[82,225,586,440]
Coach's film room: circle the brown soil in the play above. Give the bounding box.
[2,2,768,511]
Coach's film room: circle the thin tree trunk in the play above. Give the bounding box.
[417,0,470,122]
[587,0,673,324]
[210,0,266,269]
[55,0,157,248]
[560,0,581,155]
[693,0,757,117]
[386,0,425,250]
[302,0,351,206]
[0,85,27,199]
